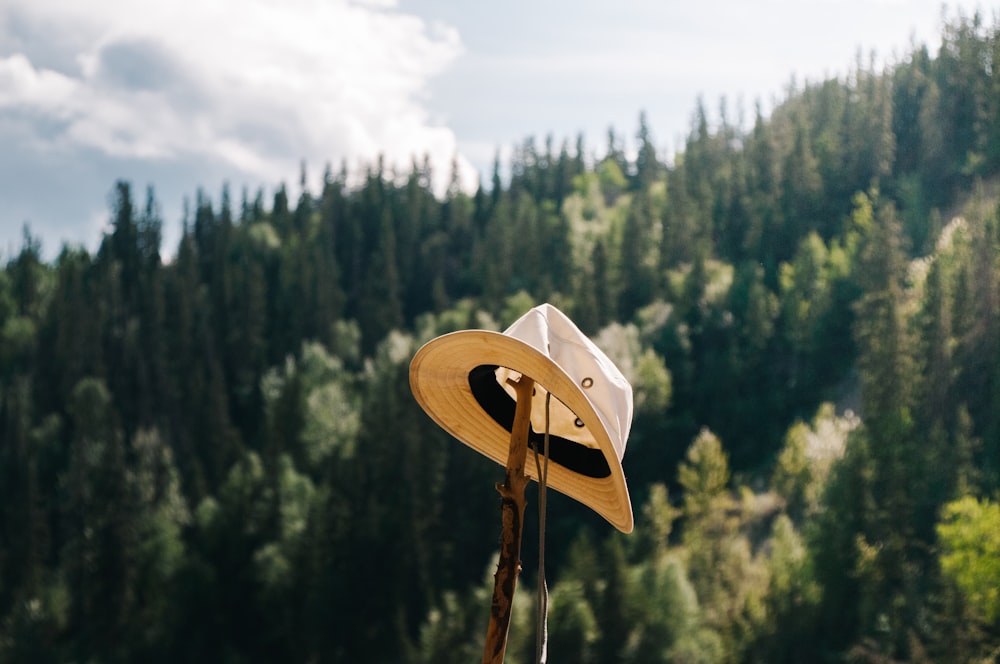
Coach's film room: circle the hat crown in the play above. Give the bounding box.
[502,304,633,461]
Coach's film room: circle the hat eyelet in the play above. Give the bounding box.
[581,377,594,389]
[574,418,585,428]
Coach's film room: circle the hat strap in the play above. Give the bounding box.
[533,393,551,664]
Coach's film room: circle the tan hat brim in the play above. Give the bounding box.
[410,329,634,533]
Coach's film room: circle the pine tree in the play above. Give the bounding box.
[917,244,955,431]
[633,111,660,189]
[892,45,933,177]
[62,378,135,660]
[678,428,764,662]
[358,210,403,352]
[744,104,782,279]
[659,166,695,268]
[618,191,655,319]
[830,193,930,658]
[779,117,823,258]
[954,199,1000,486]
[935,11,991,183]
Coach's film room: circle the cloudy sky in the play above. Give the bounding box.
[0,0,988,258]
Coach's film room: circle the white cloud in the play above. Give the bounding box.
[0,0,473,197]
[0,53,77,115]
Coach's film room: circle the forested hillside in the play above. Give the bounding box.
[3,10,1000,663]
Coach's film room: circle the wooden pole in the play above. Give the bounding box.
[482,375,535,664]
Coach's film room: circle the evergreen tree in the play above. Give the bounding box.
[633,111,660,189]
[618,190,655,319]
[62,378,134,660]
[779,117,823,257]
[814,193,930,659]
[358,210,403,352]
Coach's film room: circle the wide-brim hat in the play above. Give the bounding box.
[409,303,634,533]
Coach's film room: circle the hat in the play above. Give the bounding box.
[409,303,634,533]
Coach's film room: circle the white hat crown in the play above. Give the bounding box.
[498,304,633,462]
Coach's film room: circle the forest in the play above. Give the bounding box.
[3,9,1000,664]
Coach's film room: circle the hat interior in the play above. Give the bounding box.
[467,364,612,479]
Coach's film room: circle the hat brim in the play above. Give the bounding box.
[410,329,633,533]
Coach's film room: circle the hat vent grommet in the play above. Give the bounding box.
[574,418,585,428]
[581,377,594,388]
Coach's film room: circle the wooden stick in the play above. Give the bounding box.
[482,375,534,664]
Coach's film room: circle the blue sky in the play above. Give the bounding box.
[0,0,988,259]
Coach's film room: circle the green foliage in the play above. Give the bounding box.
[772,421,812,514]
[622,553,705,662]
[752,515,821,663]
[936,496,1000,625]
[597,156,629,206]
[772,403,857,518]
[633,483,677,559]
[262,342,360,470]
[679,428,730,517]
[677,429,771,663]
[415,588,489,664]
[545,580,600,663]
[768,514,818,610]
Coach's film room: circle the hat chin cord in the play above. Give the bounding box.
[532,393,551,664]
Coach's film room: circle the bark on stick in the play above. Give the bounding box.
[482,375,534,664]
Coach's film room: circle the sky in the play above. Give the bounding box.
[0,0,990,259]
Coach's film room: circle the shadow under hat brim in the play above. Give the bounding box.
[409,329,634,533]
